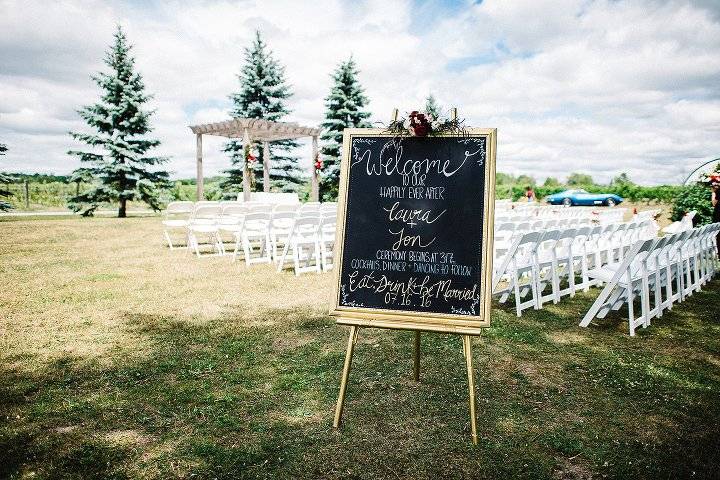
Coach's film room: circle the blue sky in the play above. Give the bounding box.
[1,0,719,184]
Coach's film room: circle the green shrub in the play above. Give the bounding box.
[671,184,715,225]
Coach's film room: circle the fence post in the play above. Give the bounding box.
[24,180,29,209]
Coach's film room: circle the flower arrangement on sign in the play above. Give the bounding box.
[384,109,466,138]
[700,171,720,187]
[314,153,323,174]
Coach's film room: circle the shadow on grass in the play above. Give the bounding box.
[2,285,720,479]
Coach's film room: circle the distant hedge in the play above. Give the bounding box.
[671,184,715,225]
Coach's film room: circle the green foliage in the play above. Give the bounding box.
[671,184,714,225]
[2,181,89,209]
[611,172,632,186]
[567,172,594,186]
[495,172,516,185]
[67,26,169,217]
[222,31,303,193]
[0,143,11,211]
[319,56,371,201]
[516,174,536,187]
[543,177,561,187]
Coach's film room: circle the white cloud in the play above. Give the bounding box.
[0,0,719,185]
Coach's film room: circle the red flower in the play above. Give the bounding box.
[408,110,432,137]
[411,123,429,137]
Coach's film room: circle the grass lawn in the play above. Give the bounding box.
[1,216,719,479]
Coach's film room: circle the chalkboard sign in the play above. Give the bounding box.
[331,128,497,334]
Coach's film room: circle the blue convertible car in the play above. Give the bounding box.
[545,189,624,207]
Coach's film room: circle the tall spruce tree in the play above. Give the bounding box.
[0,143,12,211]
[222,31,303,193]
[68,26,169,217]
[319,57,371,200]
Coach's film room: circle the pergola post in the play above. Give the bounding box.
[263,141,271,193]
[196,133,204,201]
[311,135,319,202]
[242,128,252,201]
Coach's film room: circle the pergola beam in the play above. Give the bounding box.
[189,118,322,202]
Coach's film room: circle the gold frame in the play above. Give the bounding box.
[330,128,497,335]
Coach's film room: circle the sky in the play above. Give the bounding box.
[1,0,719,185]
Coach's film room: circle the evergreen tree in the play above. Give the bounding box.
[68,26,169,217]
[222,31,303,193]
[319,57,371,200]
[0,143,12,211]
[424,94,442,119]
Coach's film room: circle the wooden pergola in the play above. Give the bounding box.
[189,118,322,201]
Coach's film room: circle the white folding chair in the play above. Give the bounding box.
[187,205,223,257]
[278,216,321,275]
[580,238,660,336]
[217,204,247,254]
[162,201,194,249]
[269,211,296,262]
[235,212,271,265]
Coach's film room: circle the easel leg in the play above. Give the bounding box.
[463,335,479,445]
[333,325,359,428]
[413,331,421,381]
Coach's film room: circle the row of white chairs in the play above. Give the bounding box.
[495,217,593,239]
[162,201,338,276]
[580,223,720,335]
[493,221,656,317]
[162,201,336,250]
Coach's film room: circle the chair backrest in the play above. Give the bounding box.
[165,201,194,215]
[300,202,320,213]
[243,211,271,231]
[222,204,247,217]
[248,203,272,214]
[193,205,222,221]
[270,211,296,228]
[273,204,300,214]
[195,201,220,209]
[291,216,321,237]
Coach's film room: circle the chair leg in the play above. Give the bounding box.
[244,236,252,266]
[232,235,241,262]
[627,285,636,337]
[164,230,174,250]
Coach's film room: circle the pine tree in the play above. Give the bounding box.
[319,57,371,200]
[424,94,442,119]
[68,26,169,217]
[0,143,12,211]
[222,31,303,193]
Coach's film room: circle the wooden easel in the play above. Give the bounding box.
[332,325,479,444]
[331,108,490,445]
